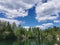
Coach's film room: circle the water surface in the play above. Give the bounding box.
[0,39,60,45]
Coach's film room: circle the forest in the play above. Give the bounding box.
[0,21,60,41]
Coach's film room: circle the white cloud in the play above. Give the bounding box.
[23,26,30,31]
[0,18,21,25]
[36,23,53,29]
[36,15,59,22]
[23,26,30,29]
[54,20,60,23]
[35,0,60,22]
[0,0,39,18]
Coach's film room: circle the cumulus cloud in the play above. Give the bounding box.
[23,26,30,31]
[54,20,60,23]
[0,0,39,18]
[0,0,60,23]
[36,0,60,22]
[23,26,30,29]
[36,23,53,29]
[0,18,22,25]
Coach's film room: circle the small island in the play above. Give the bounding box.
[0,21,60,41]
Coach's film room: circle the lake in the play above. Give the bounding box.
[0,39,60,45]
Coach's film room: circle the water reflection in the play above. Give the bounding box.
[0,39,60,45]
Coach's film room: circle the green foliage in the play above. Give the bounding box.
[0,21,60,40]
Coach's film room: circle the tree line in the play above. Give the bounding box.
[0,21,60,41]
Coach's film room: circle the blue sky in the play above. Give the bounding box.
[0,0,60,29]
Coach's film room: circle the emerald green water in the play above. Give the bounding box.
[0,39,60,45]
